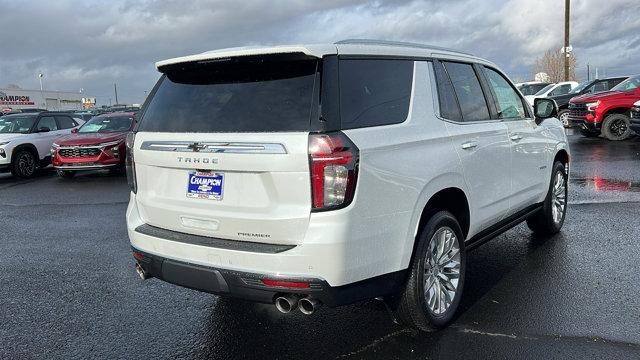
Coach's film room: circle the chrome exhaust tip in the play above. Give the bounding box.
[299,297,319,315]
[135,263,149,280]
[274,294,299,314]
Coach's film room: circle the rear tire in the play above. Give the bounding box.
[526,161,567,235]
[392,211,466,331]
[601,114,632,141]
[11,150,37,179]
[57,170,76,178]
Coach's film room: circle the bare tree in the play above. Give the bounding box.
[533,48,578,82]
[5,84,21,89]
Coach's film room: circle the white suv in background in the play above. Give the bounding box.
[524,81,579,105]
[0,112,82,178]
[127,40,570,331]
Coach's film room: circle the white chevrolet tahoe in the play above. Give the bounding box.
[127,40,569,331]
[0,112,82,178]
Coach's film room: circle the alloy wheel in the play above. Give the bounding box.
[18,153,35,176]
[551,171,566,224]
[424,227,461,315]
[609,119,627,137]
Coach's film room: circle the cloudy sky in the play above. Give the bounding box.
[1,0,639,105]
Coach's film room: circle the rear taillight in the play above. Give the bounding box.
[125,132,137,194]
[308,132,359,211]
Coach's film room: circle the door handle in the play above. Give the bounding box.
[461,141,478,150]
[510,134,523,141]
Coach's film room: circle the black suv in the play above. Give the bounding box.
[550,76,628,126]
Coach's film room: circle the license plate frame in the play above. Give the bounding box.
[186,171,224,200]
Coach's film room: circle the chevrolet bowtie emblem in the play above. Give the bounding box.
[187,142,206,152]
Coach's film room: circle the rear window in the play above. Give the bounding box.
[138,56,318,133]
[339,59,413,129]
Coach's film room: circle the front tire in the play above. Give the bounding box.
[11,150,37,179]
[601,114,632,141]
[393,211,466,331]
[558,109,570,127]
[526,161,567,235]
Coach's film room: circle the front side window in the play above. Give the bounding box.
[37,116,58,131]
[611,75,640,92]
[483,67,526,119]
[442,62,490,121]
[339,59,413,129]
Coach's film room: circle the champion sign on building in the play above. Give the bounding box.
[0,91,35,106]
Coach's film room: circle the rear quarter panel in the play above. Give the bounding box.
[341,61,468,278]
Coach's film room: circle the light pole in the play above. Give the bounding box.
[564,0,571,81]
[38,73,44,91]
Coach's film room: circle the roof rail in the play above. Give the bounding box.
[335,39,473,56]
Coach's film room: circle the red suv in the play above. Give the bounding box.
[568,74,640,140]
[51,112,136,177]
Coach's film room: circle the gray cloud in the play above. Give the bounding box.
[0,0,638,105]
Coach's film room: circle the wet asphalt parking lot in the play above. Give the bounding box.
[1,133,639,360]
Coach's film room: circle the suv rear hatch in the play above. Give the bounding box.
[133,54,326,246]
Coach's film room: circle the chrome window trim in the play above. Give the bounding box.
[140,141,288,154]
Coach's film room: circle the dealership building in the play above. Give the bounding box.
[0,88,95,111]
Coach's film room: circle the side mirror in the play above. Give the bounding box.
[71,128,79,133]
[533,98,558,125]
[37,127,51,133]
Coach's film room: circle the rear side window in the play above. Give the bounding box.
[442,62,490,121]
[38,116,58,131]
[56,116,76,129]
[433,61,462,121]
[339,59,413,129]
[138,56,318,132]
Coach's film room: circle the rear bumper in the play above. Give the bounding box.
[132,246,405,307]
[126,193,409,305]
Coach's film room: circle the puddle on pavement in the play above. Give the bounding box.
[571,176,640,192]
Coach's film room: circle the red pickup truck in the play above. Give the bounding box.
[568,74,640,140]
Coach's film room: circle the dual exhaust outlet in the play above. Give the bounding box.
[274,294,319,315]
[135,263,150,280]
[135,264,318,314]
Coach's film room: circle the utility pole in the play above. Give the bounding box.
[114,83,119,105]
[564,0,571,81]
